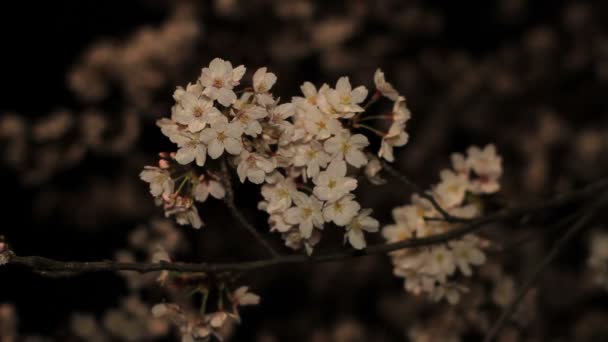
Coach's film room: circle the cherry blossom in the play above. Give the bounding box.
[312,160,357,202]
[326,76,368,117]
[199,58,246,106]
[199,116,243,159]
[345,209,379,249]
[323,129,369,168]
[323,194,361,226]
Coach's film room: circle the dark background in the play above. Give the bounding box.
[1,0,608,341]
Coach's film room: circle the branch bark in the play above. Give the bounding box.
[5,178,607,276]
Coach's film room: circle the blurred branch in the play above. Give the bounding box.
[4,177,608,276]
[482,193,608,342]
[379,158,469,223]
[219,158,280,258]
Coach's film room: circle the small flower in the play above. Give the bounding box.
[466,144,502,194]
[448,237,486,276]
[364,157,386,185]
[174,131,207,166]
[434,169,469,208]
[200,117,244,159]
[165,197,203,229]
[323,194,361,226]
[323,130,369,168]
[173,92,222,132]
[378,97,410,162]
[252,67,277,93]
[260,177,298,214]
[313,160,358,202]
[374,68,400,101]
[293,141,331,179]
[303,106,340,140]
[326,76,368,117]
[140,167,175,197]
[199,58,246,106]
[232,286,261,308]
[193,175,225,202]
[345,209,379,249]
[424,246,456,281]
[284,192,324,238]
[232,103,267,137]
[236,151,276,184]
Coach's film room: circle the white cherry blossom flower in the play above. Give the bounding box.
[140,167,174,198]
[293,141,331,179]
[374,68,400,101]
[268,214,293,233]
[448,237,486,276]
[378,97,410,162]
[424,246,456,282]
[199,58,246,106]
[172,92,221,132]
[174,131,207,166]
[326,76,368,117]
[324,130,369,168]
[193,175,225,202]
[165,197,203,229]
[231,103,267,137]
[345,208,379,249]
[252,67,277,93]
[262,176,297,214]
[260,177,298,214]
[268,102,295,124]
[466,144,503,194]
[364,157,386,185]
[293,82,327,108]
[434,169,469,208]
[313,160,358,202]
[236,151,276,184]
[232,286,261,307]
[200,117,243,159]
[303,106,341,140]
[284,192,324,238]
[323,194,361,226]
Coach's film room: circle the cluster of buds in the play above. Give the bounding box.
[382,145,503,303]
[141,57,412,253]
[140,152,226,229]
[152,280,260,342]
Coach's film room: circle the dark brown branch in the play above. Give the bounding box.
[219,158,280,258]
[379,158,469,223]
[482,194,608,342]
[4,178,608,276]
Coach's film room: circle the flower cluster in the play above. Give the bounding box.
[152,285,260,342]
[382,145,502,303]
[141,57,412,253]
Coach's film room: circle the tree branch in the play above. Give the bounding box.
[4,178,607,276]
[219,158,280,258]
[482,193,608,342]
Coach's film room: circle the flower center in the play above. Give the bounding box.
[213,78,224,88]
[193,106,205,117]
[328,179,337,189]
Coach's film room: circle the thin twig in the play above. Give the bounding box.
[482,194,608,342]
[5,178,607,276]
[379,158,468,223]
[219,158,280,258]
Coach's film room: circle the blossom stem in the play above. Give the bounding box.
[353,123,386,137]
[356,115,390,122]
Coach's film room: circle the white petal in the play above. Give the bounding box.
[208,140,224,159]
